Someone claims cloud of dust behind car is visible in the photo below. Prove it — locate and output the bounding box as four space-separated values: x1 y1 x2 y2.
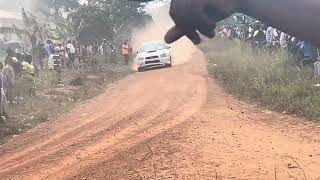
131 4 197 69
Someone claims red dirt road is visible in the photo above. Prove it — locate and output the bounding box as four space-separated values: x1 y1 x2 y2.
0 49 320 179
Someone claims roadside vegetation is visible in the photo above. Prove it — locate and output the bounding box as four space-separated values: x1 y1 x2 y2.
0 0 148 144
201 39 320 121
0 57 133 144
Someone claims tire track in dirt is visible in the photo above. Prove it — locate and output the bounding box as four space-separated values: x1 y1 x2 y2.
0 67 184 162
46 81 206 180
0 86 150 169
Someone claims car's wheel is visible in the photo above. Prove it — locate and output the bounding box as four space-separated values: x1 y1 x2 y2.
138 67 144 72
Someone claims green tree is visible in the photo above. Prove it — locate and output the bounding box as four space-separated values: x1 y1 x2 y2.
69 0 152 43
41 0 80 18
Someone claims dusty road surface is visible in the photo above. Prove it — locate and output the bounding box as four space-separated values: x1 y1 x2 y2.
0 47 320 179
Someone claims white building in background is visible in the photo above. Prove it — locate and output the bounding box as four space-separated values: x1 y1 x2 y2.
0 18 28 42
0 10 28 43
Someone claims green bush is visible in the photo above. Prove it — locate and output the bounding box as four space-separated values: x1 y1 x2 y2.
201 39 320 120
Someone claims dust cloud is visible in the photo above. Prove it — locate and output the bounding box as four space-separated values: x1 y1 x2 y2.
131 5 197 68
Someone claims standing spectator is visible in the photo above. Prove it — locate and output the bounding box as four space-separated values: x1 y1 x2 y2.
280 32 289 48
21 55 35 98
222 26 229 37
272 29 281 47
102 39 108 55
253 25 265 42
74 44 82 70
122 41 130 65
99 43 104 55
314 58 320 77
248 25 254 39
266 26 274 45
265 26 280 51
252 24 266 49
38 41 47 69
87 44 93 56
48 48 63 84
66 40 76 68
289 37 300 57
56 43 65 68
0 62 8 122
22 55 35 79
3 57 15 108
227 27 235 40
298 41 315 59
298 41 316 66
44 40 54 56
86 44 95 70
48 48 62 71
13 53 23 80
52 48 62 71
81 44 87 60
93 42 100 55
48 51 55 70
5 49 20 79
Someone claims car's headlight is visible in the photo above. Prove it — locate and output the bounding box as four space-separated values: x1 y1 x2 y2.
137 57 144 61
160 53 169 57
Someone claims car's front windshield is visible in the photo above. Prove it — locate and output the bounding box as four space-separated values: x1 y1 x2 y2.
139 43 166 53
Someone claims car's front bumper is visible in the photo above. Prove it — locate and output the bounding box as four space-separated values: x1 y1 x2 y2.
137 57 171 69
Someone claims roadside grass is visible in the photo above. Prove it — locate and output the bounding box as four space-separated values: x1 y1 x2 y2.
201 39 320 120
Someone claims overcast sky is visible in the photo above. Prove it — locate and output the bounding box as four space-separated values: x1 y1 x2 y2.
79 0 87 4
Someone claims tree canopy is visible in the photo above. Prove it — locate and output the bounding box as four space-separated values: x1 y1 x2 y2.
69 0 152 43
38 0 80 17
4 0 152 44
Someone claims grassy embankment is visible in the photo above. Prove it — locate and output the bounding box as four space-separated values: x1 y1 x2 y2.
201 39 320 120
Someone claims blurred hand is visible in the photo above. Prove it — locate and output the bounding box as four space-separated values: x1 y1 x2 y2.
165 0 240 44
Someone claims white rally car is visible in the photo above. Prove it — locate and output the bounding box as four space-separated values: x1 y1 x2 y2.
136 41 172 72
